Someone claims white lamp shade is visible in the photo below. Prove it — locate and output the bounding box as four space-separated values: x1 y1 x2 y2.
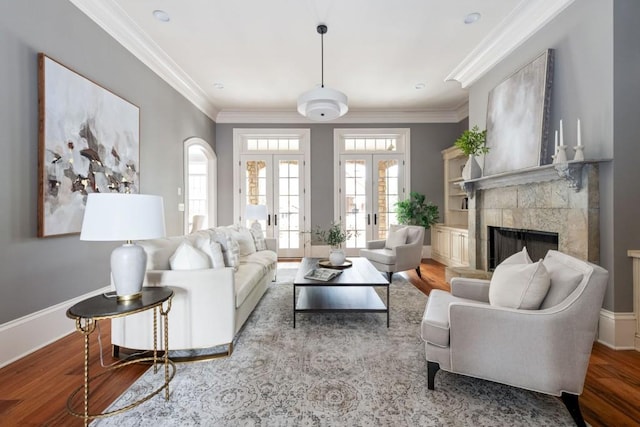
245 204 268 221
297 86 348 121
80 193 166 241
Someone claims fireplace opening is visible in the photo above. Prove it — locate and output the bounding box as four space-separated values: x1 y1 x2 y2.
488 226 559 270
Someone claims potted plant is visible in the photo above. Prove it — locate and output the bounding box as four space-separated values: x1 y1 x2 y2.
454 125 489 180
311 221 354 265
395 192 439 230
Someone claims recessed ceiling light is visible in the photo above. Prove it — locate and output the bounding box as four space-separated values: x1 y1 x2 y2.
153 10 170 22
213 83 224 90
464 12 481 24
415 83 426 90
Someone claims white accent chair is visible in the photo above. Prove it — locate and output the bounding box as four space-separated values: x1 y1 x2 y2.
420 250 608 426
359 224 425 281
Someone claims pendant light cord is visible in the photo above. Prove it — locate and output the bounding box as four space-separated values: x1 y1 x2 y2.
321 31 324 88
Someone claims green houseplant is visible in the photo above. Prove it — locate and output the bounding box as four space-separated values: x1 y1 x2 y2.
311 221 355 265
454 125 489 180
395 192 439 229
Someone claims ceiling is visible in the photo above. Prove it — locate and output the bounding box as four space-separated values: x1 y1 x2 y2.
70 0 573 123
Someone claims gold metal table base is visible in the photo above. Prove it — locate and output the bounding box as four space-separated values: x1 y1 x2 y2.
66 288 174 426
66 356 176 420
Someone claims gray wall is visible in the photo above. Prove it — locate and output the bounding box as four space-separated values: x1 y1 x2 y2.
0 0 216 324
468 0 640 312
215 123 462 244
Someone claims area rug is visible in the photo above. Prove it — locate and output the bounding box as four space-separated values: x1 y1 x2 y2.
93 269 574 426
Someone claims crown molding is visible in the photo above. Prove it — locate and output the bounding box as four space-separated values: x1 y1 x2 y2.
215 109 464 124
446 0 575 88
455 102 469 122
69 0 219 121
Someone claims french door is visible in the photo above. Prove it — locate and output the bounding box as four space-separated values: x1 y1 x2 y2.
339 154 405 256
241 154 305 258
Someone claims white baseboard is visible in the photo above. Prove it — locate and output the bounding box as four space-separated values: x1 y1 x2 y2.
597 309 637 350
0 286 111 368
422 245 432 259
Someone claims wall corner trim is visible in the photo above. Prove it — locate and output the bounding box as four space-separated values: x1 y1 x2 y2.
0 286 111 368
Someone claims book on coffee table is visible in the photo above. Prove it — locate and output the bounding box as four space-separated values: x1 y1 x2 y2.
304 268 343 282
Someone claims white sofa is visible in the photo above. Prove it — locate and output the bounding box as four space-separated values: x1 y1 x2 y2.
111 226 277 359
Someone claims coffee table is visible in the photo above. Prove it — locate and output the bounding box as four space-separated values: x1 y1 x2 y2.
293 257 390 328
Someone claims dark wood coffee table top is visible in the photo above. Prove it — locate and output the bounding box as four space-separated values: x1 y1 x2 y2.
294 257 389 286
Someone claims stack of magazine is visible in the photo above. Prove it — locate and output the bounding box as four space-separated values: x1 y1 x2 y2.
304 268 343 281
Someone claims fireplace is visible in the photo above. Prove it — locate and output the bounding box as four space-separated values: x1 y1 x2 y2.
488 226 559 270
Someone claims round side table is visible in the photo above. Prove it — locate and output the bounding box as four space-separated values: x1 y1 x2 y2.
66 287 175 426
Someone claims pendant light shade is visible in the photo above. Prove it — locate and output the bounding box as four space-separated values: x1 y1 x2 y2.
297 24 348 121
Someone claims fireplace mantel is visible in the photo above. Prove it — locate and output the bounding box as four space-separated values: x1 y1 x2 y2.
461 159 610 198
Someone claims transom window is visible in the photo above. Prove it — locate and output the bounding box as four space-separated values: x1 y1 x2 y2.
344 138 397 152
246 138 299 151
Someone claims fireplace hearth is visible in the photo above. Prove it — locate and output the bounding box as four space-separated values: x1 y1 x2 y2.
488 226 558 270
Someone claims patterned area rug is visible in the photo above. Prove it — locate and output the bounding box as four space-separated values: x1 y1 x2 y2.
93 269 574 426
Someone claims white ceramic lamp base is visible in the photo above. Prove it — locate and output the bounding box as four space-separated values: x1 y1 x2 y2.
111 243 147 301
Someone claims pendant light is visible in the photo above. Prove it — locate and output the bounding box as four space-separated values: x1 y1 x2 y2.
297 24 348 121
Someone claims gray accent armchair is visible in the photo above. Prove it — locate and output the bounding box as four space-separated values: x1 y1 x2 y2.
420 250 608 426
359 224 425 281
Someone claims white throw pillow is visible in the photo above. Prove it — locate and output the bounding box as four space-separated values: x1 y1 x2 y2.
169 242 211 270
489 261 551 309
385 227 408 249
209 228 240 271
227 225 257 256
250 223 267 251
500 247 533 265
208 241 226 269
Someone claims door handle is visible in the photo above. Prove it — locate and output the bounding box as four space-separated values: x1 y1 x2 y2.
267 214 271 226
367 214 371 225
274 214 278 226
374 213 377 225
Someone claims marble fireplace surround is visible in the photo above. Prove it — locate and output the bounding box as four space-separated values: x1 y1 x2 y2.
464 162 600 270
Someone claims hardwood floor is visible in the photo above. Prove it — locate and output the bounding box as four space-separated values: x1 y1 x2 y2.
1 259 638 426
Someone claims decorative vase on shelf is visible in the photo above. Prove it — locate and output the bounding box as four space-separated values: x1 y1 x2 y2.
329 248 346 266
461 155 482 180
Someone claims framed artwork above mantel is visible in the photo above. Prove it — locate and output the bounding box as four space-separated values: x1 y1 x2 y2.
37 53 140 238
483 49 554 177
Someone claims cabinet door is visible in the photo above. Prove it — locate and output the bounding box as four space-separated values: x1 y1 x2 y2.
460 232 469 265
438 228 451 258
450 231 462 264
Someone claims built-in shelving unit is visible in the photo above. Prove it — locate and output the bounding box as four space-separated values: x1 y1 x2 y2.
442 146 469 225
432 146 469 267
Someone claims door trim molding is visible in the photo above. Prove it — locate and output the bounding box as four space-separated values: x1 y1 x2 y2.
333 128 411 246
233 128 311 256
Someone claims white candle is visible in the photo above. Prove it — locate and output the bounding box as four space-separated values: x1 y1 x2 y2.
559 119 564 147
577 118 582 146
555 130 558 150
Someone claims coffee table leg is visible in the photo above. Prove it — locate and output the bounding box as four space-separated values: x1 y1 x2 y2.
387 285 390 328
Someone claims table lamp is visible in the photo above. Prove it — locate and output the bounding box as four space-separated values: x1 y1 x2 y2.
245 204 268 230
80 193 166 301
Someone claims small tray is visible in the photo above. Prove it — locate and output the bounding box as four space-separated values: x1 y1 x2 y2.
318 259 353 269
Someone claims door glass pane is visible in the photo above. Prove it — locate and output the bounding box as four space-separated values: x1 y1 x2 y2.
245 160 267 229
344 160 367 248
376 159 400 240
277 160 300 250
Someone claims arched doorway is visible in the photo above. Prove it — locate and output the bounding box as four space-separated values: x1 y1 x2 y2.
184 138 217 234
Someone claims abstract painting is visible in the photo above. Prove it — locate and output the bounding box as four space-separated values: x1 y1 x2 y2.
483 49 554 176
38 54 140 237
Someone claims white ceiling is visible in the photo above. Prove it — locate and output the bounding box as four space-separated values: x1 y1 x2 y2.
70 0 574 123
